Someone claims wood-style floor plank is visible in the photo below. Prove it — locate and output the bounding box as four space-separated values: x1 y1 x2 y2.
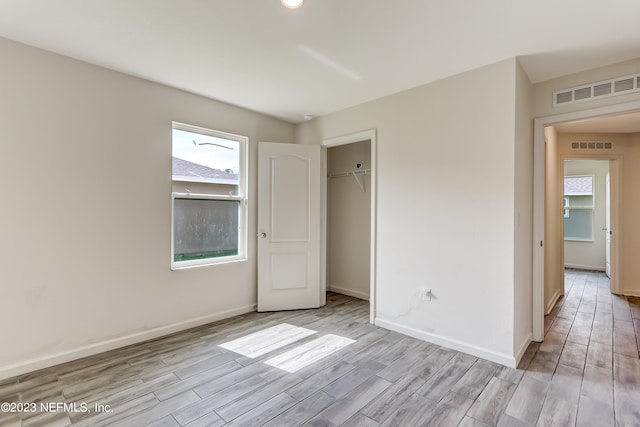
418 391 473 426
1 271 638 427
310 376 391 426
359 374 424 423
466 377 517 426
613 352 640 426
504 374 549 424
535 363 582 426
378 393 436 427
262 391 335 427
576 363 614 427
558 341 587 369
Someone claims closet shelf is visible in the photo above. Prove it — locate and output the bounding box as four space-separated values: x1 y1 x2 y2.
328 169 370 192
328 169 371 178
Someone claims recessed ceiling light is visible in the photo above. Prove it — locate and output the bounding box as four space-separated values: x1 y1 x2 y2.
281 0 303 9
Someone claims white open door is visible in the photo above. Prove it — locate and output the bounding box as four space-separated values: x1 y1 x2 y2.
257 142 322 311
605 171 611 278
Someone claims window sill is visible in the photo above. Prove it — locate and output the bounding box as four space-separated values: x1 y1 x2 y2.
171 256 247 271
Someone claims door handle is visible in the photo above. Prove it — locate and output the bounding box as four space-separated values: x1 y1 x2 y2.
258 232 267 238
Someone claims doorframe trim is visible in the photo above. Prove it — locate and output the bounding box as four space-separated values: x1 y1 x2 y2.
322 129 377 324
533 100 640 341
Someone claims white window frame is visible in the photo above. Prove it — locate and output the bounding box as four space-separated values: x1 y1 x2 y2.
563 174 595 242
171 122 248 269
563 197 570 218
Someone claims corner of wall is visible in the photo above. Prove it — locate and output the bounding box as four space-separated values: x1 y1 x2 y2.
513 57 534 356
375 318 518 368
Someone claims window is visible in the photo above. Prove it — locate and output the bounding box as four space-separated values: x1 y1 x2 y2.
563 175 594 241
171 122 247 268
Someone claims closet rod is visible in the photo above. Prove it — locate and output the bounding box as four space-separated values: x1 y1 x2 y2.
328 168 371 178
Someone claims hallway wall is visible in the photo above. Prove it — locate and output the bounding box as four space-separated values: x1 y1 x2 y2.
544 126 564 313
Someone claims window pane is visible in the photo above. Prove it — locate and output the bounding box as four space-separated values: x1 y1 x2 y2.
564 209 593 240
173 198 239 261
172 128 240 194
564 176 593 207
566 194 593 208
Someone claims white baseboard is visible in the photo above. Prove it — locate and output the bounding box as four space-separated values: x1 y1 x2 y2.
545 288 563 315
514 332 533 367
0 304 256 382
375 317 517 368
622 289 640 297
564 263 605 272
328 285 369 301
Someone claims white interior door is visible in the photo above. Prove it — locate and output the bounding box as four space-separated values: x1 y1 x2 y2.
258 142 322 311
605 171 611 278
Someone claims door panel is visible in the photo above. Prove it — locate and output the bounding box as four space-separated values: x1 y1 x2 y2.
258 142 321 311
271 155 310 242
271 253 308 289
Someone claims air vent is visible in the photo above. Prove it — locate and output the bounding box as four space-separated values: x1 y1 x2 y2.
556 91 572 104
574 87 591 100
553 73 640 107
571 141 613 150
615 78 634 92
593 83 612 96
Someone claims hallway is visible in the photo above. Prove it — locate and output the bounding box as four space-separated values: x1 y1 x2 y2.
530 268 640 425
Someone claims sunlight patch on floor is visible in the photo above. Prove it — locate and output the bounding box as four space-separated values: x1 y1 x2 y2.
265 334 355 373
219 323 317 358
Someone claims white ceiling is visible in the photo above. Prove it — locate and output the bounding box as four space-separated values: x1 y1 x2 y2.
1 0 640 123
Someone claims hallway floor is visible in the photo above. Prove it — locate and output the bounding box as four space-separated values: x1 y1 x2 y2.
528 268 640 426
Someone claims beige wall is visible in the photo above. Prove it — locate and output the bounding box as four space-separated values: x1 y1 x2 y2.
327 141 371 300
298 58 521 365
0 37 295 379
562 158 610 271
544 126 564 313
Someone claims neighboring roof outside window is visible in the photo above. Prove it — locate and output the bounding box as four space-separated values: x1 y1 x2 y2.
172 157 239 185
564 176 593 196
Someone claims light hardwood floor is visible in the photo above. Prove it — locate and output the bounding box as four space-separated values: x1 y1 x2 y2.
1 270 639 427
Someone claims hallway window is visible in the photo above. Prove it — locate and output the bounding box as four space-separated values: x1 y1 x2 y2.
563 175 594 240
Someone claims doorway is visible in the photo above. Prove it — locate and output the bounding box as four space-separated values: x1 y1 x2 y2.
562 160 610 275
326 141 371 301
533 102 640 341
322 129 377 323
541 126 623 335
563 158 611 278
